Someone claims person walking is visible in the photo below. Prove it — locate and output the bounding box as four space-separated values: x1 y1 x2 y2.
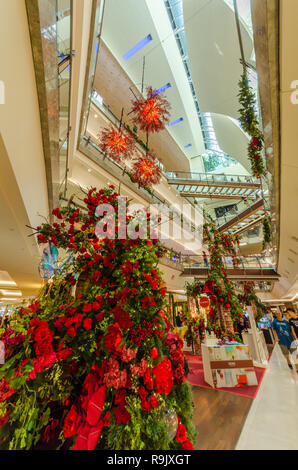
202 251 208 267
272 310 295 370
287 308 298 372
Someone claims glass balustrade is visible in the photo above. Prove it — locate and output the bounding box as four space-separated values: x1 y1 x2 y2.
57 0 72 196
165 171 260 185
210 198 264 227
181 254 275 270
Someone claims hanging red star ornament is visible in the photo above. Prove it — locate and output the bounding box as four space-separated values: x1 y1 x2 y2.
131 87 170 134
131 153 162 188
99 125 135 163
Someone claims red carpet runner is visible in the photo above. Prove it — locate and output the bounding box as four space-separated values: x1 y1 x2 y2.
185 352 267 399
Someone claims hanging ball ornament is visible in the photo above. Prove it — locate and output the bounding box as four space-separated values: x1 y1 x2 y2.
99 125 135 163
131 87 171 134
131 152 162 188
159 407 178 440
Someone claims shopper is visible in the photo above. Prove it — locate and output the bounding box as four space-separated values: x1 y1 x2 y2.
287 308 298 338
287 308 298 372
237 316 246 337
202 251 208 267
175 311 183 327
272 311 294 369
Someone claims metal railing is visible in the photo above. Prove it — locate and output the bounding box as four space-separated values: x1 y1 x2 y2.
180 254 276 270
213 198 265 228
166 171 260 185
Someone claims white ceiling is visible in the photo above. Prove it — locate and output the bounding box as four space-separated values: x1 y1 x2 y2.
0 0 48 296
99 0 254 176
100 0 205 162
184 0 253 118
271 0 298 296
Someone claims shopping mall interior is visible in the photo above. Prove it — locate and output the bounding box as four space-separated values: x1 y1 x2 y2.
0 0 297 452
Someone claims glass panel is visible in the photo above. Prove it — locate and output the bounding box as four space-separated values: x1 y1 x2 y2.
57 0 72 196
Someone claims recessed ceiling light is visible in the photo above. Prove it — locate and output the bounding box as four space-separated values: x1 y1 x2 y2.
94 114 98 119
152 83 171 96
266 147 273 155
169 118 183 127
88 169 92 173
123 34 153 60
0 289 22 296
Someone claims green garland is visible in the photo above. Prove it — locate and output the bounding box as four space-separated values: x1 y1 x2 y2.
238 282 267 322
262 216 272 250
238 73 266 177
186 223 243 341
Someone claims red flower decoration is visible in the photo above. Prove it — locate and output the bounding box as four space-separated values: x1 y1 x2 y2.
99 125 135 163
131 153 162 188
203 280 214 294
113 306 133 329
64 404 79 438
104 323 122 353
131 87 170 133
152 357 173 396
113 398 131 425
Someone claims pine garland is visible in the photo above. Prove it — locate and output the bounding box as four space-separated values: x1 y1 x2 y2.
262 216 272 250
238 73 266 177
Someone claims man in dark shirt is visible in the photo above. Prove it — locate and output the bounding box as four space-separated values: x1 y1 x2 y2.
287 308 298 372
272 311 294 370
287 308 298 339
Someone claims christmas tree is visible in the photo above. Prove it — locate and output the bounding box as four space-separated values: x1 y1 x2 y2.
186 223 242 342
0 186 195 450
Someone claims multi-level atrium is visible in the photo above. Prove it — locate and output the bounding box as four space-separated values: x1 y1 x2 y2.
0 0 297 453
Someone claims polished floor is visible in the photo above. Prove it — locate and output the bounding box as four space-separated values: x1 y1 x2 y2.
192 385 252 450
192 344 298 450
236 344 298 450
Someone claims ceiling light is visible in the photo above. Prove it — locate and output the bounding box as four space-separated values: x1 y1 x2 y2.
169 117 183 126
0 290 22 296
88 169 92 173
266 147 273 155
94 114 98 119
0 297 21 302
123 34 153 60
152 83 172 96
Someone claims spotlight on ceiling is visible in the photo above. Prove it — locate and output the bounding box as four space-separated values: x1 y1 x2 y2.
169 117 183 127
123 34 153 60
152 83 172 96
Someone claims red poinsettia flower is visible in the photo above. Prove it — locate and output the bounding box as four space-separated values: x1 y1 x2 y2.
104 323 122 353
150 347 158 359
113 398 131 425
203 280 214 294
64 404 79 438
83 318 93 331
113 306 133 329
152 357 173 396
176 422 187 443
182 439 194 450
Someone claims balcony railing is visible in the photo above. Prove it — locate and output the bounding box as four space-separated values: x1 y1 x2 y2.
180 254 275 270
166 171 260 185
